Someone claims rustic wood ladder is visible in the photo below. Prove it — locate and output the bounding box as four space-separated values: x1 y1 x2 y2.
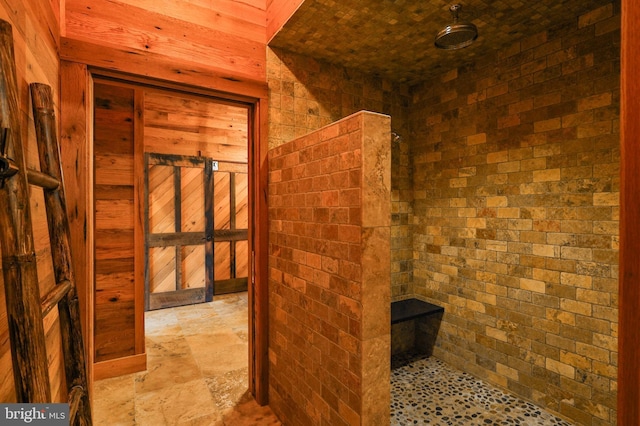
0 20 92 425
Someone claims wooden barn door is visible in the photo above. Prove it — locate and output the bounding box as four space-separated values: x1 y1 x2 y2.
145 153 249 311
145 153 214 310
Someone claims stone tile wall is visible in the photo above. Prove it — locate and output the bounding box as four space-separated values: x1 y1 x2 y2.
410 4 620 425
267 111 391 425
267 48 413 299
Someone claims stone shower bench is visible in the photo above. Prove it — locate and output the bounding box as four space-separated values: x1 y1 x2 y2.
391 298 444 356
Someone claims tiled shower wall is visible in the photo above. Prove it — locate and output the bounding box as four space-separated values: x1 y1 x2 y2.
268 111 391 425
410 3 619 425
267 48 414 299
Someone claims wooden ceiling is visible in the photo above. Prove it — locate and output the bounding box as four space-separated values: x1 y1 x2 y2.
268 0 618 84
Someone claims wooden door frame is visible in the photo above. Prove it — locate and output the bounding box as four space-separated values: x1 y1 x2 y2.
619 0 640 423
60 65 270 403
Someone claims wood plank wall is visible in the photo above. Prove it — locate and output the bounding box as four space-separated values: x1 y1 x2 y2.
144 89 249 161
0 0 64 402
62 0 267 93
93 81 137 363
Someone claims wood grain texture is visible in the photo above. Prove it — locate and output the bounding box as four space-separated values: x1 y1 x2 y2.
0 18 51 403
65 0 264 79
0 0 62 402
59 60 94 396
61 37 268 98
619 0 640 423
93 352 146 381
134 89 145 355
249 95 270 405
62 0 267 98
93 81 137 363
30 82 92 422
144 90 249 161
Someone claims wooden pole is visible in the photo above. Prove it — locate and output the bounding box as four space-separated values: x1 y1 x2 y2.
30 82 92 425
0 19 51 402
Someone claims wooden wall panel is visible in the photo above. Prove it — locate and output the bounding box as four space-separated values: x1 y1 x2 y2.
144 90 249 161
0 0 62 403
60 61 94 395
64 0 266 82
93 81 137 363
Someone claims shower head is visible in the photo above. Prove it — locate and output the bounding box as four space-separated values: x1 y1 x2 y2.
435 4 478 50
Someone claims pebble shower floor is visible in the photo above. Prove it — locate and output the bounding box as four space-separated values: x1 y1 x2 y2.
391 353 573 425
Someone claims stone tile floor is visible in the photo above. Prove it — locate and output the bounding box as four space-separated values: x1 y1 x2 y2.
391 353 574 426
94 294 573 425
93 292 281 425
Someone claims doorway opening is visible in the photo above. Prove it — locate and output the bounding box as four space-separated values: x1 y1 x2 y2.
89 72 266 407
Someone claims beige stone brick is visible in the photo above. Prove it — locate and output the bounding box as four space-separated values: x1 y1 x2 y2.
486 326 508 342
560 299 592 316
593 221 618 235
577 121 612 138
593 305 618 322
533 268 560 283
520 157 547 171
546 358 575 378
533 244 559 258
520 278 546 293
467 218 486 228
560 273 593 289
520 231 546 244
577 92 612 111
561 247 592 261
508 219 532 230
592 333 617 352
593 192 619 206
497 161 521 173
576 342 610 363
534 118 562 133
497 362 520 381
559 351 592 370
547 308 577 326
487 196 508 207
449 177 467 188
533 168 561 182
467 133 487 146
509 99 534 115
487 150 509 164
498 208 520 218
458 208 477 217
546 333 575 352
450 197 467 207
